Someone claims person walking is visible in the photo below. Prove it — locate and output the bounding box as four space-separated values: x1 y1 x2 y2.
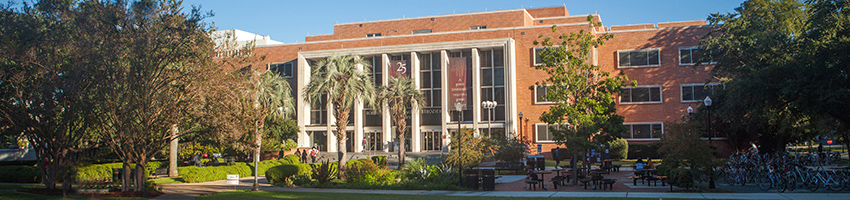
553 147 561 169
310 147 318 163
300 149 308 163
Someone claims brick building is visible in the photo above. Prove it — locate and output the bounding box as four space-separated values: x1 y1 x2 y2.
238 6 717 156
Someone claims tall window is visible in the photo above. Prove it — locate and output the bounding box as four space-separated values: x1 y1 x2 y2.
310 94 328 125
269 62 293 78
622 123 663 139
361 55 382 126
479 49 505 121
449 50 473 122
535 124 566 142
620 86 662 104
419 52 442 125
679 47 711 65
534 85 558 104
681 83 721 102
618 49 660 68
365 131 383 151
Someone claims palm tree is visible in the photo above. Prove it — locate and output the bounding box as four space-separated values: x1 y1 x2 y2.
376 77 424 166
303 54 375 178
250 70 295 190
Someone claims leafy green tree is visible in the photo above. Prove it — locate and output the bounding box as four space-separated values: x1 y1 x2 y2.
659 121 718 189
445 128 486 170
533 16 630 185
376 77 424 166
701 0 850 153
303 54 376 178
0 0 106 194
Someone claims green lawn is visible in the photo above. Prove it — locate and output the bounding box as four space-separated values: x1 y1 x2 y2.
197 191 712 200
0 191 145 200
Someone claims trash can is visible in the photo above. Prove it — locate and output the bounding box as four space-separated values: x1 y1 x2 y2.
112 168 121 182
464 169 479 189
536 157 546 171
481 169 495 191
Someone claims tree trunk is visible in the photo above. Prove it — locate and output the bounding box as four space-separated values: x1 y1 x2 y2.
571 152 578 185
135 161 146 193
121 162 131 192
169 125 179 177
338 138 347 179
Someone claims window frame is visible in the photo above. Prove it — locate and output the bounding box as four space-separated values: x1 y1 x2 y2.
619 85 663 104
622 122 664 140
680 83 722 103
534 85 559 105
678 46 715 66
617 49 661 68
366 33 382 37
534 123 568 143
268 62 294 78
412 29 432 34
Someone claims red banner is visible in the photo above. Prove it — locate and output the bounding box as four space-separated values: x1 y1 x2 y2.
389 60 409 78
448 57 468 109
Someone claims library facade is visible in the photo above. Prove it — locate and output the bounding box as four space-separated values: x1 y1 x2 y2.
246 6 715 156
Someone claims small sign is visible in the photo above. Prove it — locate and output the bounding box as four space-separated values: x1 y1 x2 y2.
537 144 542 153
226 174 239 185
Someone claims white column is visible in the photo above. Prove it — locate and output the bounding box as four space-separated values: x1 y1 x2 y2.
440 50 450 150
410 52 421 152
296 54 311 147
327 93 337 152
381 54 392 153
354 63 365 152
505 39 518 139
471 48 481 138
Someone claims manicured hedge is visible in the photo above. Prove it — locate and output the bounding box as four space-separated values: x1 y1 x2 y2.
627 142 661 159
76 161 167 181
0 165 39 183
266 163 312 184
179 162 253 183
179 158 300 183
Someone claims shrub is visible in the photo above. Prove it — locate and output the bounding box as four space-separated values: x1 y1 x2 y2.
345 161 394 185
0 165 39 183
609 138 628 160
311 161 337 184
178 162 252 183
281 154 300 164
266 163 311 184
370 156 387 168
290 174 313 186
76 161 167 181
627 142 661 159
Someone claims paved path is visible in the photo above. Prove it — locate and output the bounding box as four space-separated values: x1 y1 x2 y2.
150 175 850 200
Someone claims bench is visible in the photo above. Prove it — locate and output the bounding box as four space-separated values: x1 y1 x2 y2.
645 175 667 186
495 162 524 175
628 176 643 185
579 179 592 189
602 178 617 190
149 168 168 178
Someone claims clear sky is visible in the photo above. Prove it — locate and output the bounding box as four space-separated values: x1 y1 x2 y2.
181 0 745 44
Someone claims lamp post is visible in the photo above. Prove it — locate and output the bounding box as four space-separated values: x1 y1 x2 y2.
455 102 463 186
481 101 496 138
518 112 524 140
704 96 715 189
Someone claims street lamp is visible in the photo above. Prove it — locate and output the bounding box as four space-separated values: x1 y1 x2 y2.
703 96 715 189
481 101 497 138
455 102 463 186
518 112 524 141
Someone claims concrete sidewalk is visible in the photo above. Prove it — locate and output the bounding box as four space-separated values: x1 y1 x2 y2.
151 176 850 200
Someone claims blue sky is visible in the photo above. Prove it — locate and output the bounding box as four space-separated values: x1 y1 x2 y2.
181 0 744 44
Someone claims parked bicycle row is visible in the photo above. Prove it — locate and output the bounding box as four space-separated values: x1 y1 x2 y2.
720 151 849 192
